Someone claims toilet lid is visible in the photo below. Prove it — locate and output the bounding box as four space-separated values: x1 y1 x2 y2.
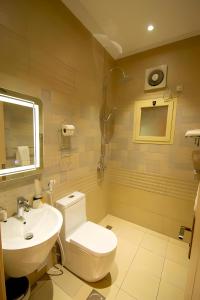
68 221 117 257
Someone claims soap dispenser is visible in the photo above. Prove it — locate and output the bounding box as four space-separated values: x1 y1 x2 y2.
33 179 43 208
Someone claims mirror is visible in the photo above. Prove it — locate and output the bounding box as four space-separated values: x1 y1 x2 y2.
140 106 168 137
0 88 43 179
133 98 177 144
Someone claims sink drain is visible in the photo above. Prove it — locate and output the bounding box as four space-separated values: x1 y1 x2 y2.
86 289 105 300
24 233 33 240
106 225 112 230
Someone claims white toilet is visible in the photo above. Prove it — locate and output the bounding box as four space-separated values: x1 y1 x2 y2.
56 191 117 282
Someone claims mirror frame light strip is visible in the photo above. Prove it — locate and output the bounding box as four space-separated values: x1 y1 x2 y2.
33 104 40 168
0 165 36 176
0 94 34 107
0 94 40 176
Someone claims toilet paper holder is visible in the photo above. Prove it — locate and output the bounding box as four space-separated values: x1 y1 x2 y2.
178 217 195 259
61 124 75 137
59 124 76 155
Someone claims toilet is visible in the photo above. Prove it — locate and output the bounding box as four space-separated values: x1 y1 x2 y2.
56 191 117 282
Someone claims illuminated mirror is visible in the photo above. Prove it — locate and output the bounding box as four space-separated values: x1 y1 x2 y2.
133 98 177 144
0 88 43 179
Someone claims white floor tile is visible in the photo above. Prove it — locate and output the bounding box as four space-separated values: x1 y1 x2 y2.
130 247 164 278
30 215 189 300
166 243 189 266
116 226 145 248
30 280 72 300
122 269 160 300
111 238 138 287
157 280 185 300
50 265 83 297
99 214 128 233
146 229 169 241
169 238 189 249
162 260 188 290
73 282 119 300
115 289 137 300
30 279 48 297
141 233 168 257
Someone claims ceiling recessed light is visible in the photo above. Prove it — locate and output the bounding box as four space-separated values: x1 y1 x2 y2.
147 24 154 31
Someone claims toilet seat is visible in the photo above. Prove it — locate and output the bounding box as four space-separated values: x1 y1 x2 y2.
67 221 117 257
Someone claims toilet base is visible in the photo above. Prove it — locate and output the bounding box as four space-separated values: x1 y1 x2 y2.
63 241 116 282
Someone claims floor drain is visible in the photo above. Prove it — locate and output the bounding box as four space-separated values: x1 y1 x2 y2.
86 289 105 300
24 232 33 240
106 225 112 230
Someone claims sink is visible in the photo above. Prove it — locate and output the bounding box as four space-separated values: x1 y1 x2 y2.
1 203 63 277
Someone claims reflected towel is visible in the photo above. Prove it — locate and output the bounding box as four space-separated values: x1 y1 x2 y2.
194 181 200 212
16 146 30 166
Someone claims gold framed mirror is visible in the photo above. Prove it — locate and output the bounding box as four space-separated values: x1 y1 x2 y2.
133 97 177 144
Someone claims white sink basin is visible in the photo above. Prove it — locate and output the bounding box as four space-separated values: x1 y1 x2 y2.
1 203 63 277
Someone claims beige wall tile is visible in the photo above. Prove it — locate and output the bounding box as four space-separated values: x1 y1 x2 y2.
108 181 194 240
107 37 200 240
0 0 113 222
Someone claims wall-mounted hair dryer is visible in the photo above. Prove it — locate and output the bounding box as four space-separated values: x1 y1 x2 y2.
185 129 200 138
185 129 200 147
185 129 200 174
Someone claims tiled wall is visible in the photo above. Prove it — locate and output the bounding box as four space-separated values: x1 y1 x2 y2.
110 37 200 179
0 0 113 222
107 37 200 238
0 0 199 241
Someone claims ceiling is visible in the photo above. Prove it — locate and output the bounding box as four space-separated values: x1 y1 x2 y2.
62 0 200 59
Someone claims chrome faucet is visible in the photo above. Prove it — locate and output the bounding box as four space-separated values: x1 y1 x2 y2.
17 197 31 220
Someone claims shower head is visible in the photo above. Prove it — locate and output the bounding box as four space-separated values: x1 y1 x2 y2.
103 66 129 89
109 66 129 82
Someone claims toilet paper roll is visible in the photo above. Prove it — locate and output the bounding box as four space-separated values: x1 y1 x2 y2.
62 124 75 136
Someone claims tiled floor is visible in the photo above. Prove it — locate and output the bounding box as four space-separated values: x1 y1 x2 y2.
30 214 189 300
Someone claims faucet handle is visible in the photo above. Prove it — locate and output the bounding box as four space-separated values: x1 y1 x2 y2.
17 197 29 204
17 197 30 212
24 202 31 212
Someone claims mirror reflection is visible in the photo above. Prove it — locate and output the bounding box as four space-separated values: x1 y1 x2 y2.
140 106 168 137
0 102 34 169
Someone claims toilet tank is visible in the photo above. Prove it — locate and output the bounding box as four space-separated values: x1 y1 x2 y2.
56 191 87 238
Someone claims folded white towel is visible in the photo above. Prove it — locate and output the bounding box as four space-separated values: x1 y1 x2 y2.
194 181 200 212
16 146 30 166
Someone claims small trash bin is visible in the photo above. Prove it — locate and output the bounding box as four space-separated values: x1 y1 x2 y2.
6 277 30 300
